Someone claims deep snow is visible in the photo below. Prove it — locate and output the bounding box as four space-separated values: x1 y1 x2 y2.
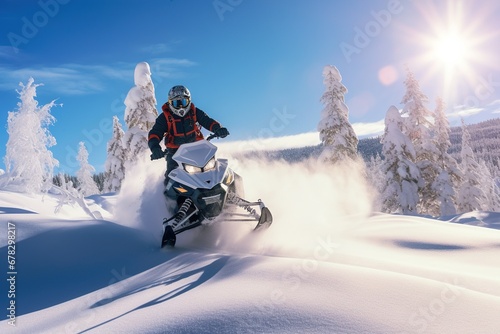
1 151 500 333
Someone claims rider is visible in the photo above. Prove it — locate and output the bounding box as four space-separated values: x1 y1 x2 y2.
148 85 229 185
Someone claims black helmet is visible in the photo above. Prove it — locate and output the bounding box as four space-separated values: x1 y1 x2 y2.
168 85 191 117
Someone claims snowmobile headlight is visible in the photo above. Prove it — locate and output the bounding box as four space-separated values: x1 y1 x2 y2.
183 157 216 174
184 164 202 174
223 168 234 185
204 157 216 171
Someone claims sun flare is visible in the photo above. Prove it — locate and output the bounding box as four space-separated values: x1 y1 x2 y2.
432 31 469 68
422 22 478 101
401 0 496 103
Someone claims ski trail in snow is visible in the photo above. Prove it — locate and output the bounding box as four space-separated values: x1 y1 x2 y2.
113 151 376 258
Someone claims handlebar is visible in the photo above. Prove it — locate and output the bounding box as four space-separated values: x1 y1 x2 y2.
207 130 229 141
206 133 218 141
151 132 226 160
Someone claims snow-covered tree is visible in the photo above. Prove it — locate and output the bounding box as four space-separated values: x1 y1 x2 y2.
123 62 158 169
317 65 358 164
53 173 80 213
456 120 486 213
400 68 433 145
103 116 126 192
0 78 59 193
366 153 385 210
432 170 456 216
380 106 421 214
76 142 99 196
432 97 460 215
478 160 500 211
400 68 440 215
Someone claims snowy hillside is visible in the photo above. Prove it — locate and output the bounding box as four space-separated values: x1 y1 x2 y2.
2 155 500 333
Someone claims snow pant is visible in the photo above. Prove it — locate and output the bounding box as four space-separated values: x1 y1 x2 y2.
164 148 178 186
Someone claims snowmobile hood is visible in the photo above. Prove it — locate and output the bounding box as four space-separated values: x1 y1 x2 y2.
173 140 218 167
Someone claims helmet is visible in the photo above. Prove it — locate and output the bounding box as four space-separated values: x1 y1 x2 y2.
168 85 191 117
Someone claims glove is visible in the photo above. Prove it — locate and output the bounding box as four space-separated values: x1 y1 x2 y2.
150 146 165 160
214 127 229 138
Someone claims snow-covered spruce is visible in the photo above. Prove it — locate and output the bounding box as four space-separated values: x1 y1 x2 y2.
123 62 158 170
380 105 420 214
317 65 359 164
103 116 127 192
76 141 99 196
1 78 59 193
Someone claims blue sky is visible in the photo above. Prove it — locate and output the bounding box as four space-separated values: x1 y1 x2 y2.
1 0 499 173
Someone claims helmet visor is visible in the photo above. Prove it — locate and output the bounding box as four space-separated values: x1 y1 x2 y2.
171 97 189 109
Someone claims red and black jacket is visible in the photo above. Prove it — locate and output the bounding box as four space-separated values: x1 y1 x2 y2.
148 102 221 150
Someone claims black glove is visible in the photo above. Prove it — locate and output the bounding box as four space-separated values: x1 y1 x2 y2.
214 127 229 138
150 146 165 160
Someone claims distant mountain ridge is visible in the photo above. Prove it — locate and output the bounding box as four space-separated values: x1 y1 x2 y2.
246 118 500 170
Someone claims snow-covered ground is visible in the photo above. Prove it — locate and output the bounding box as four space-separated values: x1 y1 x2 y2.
1 154 500 333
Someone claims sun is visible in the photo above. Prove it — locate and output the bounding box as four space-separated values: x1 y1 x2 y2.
419 6 480 100
400 0 496 103
431 31 469 68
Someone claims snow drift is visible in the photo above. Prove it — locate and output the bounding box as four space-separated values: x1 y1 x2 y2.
1 151 500 333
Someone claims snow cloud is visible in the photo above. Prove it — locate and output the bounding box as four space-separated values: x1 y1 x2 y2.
115 141 375 256
223 156 375 257
216 132 321 154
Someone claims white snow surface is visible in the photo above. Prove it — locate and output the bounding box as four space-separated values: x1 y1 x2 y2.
1 153 500 334
133 62 152 87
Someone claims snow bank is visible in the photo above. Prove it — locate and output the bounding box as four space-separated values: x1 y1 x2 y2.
2 145 500 333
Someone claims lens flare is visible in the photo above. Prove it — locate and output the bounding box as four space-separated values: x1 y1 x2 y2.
398 0 497 104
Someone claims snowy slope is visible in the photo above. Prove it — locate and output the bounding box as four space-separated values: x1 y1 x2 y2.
1 156 500 334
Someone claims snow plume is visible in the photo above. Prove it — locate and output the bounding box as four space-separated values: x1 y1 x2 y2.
113 144 375 255
114 150 167 243
224 157 375 257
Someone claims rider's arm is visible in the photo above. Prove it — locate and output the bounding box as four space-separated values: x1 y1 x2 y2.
195 107 221 132
148 113 168 148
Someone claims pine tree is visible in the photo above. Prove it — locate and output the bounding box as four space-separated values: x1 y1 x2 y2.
103 116 127 192
433 97 460 215
367 153 385 210
401 68 432 144
317 65 359 164
123 62 158 169
478 160 500 211
76 142 99 196
380 106 421 214
0 78 59 193
400 68 440 215
456 120 486 213
93 172 105 193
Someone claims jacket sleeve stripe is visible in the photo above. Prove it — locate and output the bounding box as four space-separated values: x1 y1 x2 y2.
148 134 161 141
209 122 220 132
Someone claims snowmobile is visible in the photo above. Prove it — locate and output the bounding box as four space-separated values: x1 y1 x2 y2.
158 134 273 247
